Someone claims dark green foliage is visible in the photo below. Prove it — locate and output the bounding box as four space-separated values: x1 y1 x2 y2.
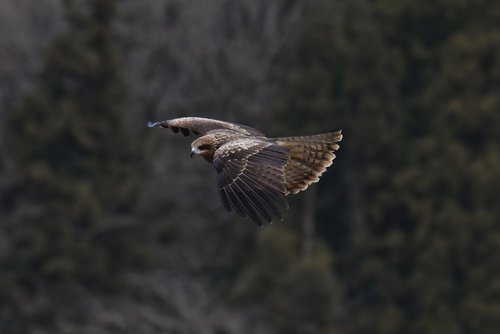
398 19 500 334
233 227 342 334
0 0 143 331
268 0 500 333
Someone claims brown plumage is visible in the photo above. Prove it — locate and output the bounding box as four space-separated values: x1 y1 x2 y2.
148 117 342 226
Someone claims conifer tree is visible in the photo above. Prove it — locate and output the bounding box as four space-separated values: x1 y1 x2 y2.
398 8 500 333
0 0 142 331
271 0 500 333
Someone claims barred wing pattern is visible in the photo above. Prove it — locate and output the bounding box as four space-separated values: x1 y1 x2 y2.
213 139 290 226
148 117 264 137
276 131 343 194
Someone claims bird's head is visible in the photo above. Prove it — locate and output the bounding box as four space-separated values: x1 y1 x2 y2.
191 137 216 162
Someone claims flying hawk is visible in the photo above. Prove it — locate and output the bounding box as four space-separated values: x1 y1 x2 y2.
148 117 342 226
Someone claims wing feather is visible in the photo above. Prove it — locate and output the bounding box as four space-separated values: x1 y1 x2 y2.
231 180 269 224
218 188 232 211
239 174 283 219
236 174 278 220
226 186 248 217
214 139 289 225
275 130 342 194
148 117 265 137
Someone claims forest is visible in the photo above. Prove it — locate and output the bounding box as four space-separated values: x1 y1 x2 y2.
0 0 499 333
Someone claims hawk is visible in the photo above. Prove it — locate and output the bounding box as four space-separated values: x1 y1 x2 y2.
148 117 342 226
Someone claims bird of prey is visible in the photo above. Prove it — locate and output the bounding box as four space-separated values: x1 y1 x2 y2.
148 117 342 226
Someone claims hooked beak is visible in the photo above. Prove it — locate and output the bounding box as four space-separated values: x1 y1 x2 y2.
190 148 195 158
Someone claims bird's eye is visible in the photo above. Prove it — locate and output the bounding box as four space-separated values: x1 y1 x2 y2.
198 144 211 151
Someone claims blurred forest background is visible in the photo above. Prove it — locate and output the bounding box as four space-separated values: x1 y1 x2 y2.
1 0 499 333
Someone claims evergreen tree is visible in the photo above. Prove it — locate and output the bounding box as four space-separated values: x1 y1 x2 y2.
232 227 343 334
0 0 143 331
271 0 500 333
398 6 500 333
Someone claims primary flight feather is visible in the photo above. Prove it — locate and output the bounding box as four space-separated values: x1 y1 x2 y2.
148 117 343 226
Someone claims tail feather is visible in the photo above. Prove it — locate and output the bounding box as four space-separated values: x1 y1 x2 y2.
275 130 342 195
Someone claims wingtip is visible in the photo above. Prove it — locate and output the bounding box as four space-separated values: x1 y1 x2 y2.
147 121 159 128
332 129 343 141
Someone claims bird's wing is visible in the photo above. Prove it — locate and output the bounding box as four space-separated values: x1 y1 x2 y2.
213 139 290 226
148 117 264 137
275 130 343 194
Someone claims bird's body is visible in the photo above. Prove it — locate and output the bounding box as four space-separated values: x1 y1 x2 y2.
148 117 342 226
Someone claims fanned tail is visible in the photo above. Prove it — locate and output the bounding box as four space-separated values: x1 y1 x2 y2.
275 130 343 195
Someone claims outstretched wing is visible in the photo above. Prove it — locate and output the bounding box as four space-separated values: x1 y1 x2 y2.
148 117 264 137
213 139 290 226
275 130 343 194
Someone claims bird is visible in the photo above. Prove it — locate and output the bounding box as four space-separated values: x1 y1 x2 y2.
148 117 343 226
